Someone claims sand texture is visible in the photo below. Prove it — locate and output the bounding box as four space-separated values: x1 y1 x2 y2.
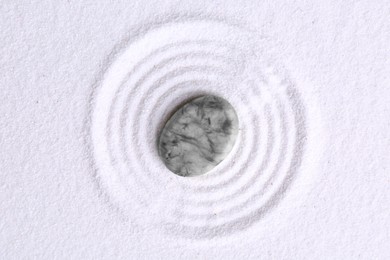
1 1 389 259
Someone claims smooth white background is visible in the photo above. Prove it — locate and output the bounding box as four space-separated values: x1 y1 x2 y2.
1 0 389 259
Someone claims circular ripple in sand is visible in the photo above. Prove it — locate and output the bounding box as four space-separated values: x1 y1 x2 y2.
90 20 312 239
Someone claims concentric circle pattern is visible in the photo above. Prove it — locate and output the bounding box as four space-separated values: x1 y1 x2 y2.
91 20 309 239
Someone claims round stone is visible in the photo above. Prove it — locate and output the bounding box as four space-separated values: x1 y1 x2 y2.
158 95 239 177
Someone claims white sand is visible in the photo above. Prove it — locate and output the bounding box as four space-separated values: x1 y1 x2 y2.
1 1 389 259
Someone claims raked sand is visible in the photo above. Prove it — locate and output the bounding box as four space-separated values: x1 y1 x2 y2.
0 1 389 259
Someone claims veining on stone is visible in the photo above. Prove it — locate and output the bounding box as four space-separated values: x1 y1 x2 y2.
158 95 239 177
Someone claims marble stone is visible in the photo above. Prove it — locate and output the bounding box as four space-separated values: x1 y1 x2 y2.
158 95 239 177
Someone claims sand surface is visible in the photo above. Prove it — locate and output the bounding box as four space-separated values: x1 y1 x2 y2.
1 1 389 259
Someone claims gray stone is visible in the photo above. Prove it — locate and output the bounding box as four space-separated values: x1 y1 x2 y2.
158 95 239 177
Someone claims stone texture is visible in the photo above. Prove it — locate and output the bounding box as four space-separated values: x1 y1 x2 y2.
158 95 239 177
